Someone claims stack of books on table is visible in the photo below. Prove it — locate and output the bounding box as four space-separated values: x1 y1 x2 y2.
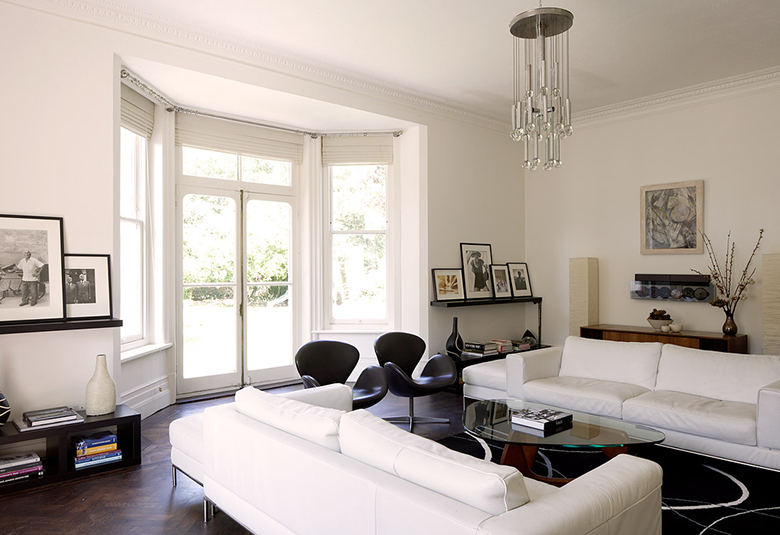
461 341 499 360
511 340 532 352
0 452 44 485
14 406 85 432
73 431 122 470
511 408 573 437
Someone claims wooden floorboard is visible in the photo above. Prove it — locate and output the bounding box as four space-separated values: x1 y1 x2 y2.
0 386 464 534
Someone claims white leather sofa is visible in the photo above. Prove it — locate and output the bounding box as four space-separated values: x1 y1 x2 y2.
464 336 780 470
171 383 662 535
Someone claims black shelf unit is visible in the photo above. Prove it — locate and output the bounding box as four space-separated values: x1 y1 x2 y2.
0 404 141 494
431 297 545 393
0 318 122 336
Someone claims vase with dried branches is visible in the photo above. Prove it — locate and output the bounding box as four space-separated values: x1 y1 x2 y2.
692 228 763 335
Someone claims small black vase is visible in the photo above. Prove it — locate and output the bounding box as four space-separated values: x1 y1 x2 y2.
0 392 9 427
446 317 464 361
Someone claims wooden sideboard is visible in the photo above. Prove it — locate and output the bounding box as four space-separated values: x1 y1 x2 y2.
580 324 748 354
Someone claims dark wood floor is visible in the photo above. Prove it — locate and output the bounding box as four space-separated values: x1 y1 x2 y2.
0 386 464 534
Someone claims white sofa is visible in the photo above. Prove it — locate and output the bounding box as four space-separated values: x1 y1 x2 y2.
171 383 662 535
464 336 780 470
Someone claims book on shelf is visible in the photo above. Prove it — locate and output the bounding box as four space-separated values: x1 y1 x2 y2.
13 413 85 432
0 451 40 471
490 339 514 353
0 471 44 485
0 460 43 475
463 341 498 351
74 450 122 470
22 406 81 426
74 431 117 455
511 340 532 351
0 464 45 480
76 443 118 458
511 408 573 434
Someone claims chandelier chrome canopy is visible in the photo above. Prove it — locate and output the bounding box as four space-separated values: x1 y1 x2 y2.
510 6 573 171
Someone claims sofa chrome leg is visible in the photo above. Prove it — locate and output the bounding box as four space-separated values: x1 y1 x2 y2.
203 497 215 522
172 465 178 487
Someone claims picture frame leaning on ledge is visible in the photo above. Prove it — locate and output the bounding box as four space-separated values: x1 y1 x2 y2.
507 262 533 298
431 268 465 302
0 214 65 324
460 243 493 300
64 254 113 320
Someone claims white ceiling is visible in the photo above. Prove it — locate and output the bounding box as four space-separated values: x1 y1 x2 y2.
111 0 780 130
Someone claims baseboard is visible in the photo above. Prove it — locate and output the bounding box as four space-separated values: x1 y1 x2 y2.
120 376 172 419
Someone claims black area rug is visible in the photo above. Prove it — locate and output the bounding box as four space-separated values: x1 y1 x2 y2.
438 433 780 535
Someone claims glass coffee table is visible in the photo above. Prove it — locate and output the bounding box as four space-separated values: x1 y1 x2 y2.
463 398 665 486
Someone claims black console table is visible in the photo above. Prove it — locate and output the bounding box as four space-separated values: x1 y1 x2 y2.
0 404 141 494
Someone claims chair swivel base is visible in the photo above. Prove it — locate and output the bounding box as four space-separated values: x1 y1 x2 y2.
383 397 450 431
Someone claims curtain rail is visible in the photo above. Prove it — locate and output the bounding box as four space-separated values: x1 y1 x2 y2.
120 68 402 139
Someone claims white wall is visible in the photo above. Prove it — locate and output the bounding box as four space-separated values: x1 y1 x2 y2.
527 85 780 352
0 2 526 417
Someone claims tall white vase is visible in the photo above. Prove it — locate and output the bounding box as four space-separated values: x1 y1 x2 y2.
85 354 117 416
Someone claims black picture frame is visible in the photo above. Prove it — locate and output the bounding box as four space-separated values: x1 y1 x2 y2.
490 264 512 299
64 254 113 320
431 268 465 301
0 214 65 324
460 243 494 300
507 262 533 298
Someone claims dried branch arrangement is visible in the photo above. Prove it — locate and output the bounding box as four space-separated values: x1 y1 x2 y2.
692 229 763 315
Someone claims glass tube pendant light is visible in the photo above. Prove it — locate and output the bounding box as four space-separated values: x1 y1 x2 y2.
510 5 573 171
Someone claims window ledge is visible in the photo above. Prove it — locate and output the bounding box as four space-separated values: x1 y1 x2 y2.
121 342 173 363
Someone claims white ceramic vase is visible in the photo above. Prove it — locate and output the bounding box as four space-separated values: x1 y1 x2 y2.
85 354 117 416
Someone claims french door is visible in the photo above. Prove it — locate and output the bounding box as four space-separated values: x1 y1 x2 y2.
176 185 298 397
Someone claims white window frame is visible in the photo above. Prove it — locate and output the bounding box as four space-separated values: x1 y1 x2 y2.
119 127 151 350
322 162 395 328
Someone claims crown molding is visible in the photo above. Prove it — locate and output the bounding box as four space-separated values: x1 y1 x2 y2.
7 0 505 130
575 66 780 128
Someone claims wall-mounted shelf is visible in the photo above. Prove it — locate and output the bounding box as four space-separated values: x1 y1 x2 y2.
430 296 541 308
431 296 543 346
0 318 122 336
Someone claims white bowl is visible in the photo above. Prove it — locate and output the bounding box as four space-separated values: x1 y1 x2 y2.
670 323 684 333
648 318 673 331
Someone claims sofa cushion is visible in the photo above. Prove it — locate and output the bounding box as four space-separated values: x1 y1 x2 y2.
234 386 345 452
339 409 530 515
559 336 662 390
656 345 780 404
523 377 649 419
623 390 757 446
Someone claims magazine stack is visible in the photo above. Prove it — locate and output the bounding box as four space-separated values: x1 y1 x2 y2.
0 452 44 485
14 406 84 432
461 340 499 360
73 431 122 470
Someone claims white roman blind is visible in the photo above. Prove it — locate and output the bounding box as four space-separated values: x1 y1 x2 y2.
175 114 304 164
322 136 394 165
120 83 155 139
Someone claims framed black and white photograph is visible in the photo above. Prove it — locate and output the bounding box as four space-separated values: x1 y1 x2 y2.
640 180 704 255
507 262 533 298
460 243 493 300
0 214 65 324
490 264 512 299
431 268 465 302
64 254 113 320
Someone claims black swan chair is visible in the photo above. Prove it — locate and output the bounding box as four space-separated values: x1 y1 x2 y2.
373 331 457 431
294 340 388 410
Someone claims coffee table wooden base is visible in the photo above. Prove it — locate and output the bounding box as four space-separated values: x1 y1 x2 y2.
500 444 628 487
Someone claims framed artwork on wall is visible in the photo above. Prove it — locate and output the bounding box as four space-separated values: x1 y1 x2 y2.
640 180 704 254
490 264 512 299
460 243 494 300
0 214 65 324
507 262 533 297
431 268 465 301
64 254 113 320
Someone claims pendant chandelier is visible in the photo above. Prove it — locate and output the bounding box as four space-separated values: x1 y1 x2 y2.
510 5 574 171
